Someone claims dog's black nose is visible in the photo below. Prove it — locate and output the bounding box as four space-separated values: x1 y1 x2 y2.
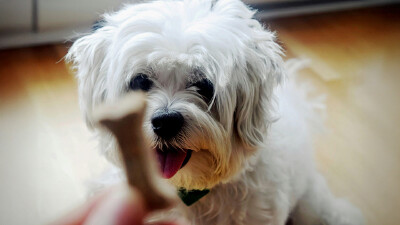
151 110 184 139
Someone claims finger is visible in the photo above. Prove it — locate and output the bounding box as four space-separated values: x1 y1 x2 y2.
112 188 146 225
50 188 112 225
83 185 146 225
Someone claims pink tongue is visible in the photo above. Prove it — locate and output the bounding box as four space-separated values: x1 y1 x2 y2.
156 148 187 179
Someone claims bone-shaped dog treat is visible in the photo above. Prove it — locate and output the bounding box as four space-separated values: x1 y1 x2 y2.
92 92 177 211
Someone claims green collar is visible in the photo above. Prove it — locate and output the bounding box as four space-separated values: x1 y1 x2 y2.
177 188 210 206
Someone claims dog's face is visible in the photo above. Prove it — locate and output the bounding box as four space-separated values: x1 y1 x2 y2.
67 0 283 190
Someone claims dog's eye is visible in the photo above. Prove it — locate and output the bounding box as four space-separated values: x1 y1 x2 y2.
191 78 214 103
129 73 153 92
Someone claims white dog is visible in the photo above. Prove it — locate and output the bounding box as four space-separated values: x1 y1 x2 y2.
67 0 364 224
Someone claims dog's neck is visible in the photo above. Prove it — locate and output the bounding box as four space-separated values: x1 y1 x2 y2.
177 188 210 206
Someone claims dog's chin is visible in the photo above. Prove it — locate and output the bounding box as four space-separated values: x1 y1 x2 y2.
163 150 230 190
155 147 193 179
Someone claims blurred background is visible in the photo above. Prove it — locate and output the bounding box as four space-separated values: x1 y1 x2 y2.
0 0 399 224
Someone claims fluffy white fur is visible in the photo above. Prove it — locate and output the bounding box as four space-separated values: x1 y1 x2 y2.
66 0 364 224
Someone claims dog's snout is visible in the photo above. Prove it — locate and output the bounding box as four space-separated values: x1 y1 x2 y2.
151 110 184 139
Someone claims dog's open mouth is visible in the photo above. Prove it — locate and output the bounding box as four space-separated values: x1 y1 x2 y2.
155 147 193 179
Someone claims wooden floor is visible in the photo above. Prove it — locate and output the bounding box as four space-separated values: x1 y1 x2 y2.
0 5 399 225
267 5 400 225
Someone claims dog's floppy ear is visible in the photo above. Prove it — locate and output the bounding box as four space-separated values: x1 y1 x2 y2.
234 21 284 148
66 26 112 128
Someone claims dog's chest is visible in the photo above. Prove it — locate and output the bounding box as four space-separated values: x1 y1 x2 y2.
180 181 276 225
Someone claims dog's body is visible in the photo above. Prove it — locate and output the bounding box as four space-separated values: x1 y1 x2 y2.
170 65 363 225
67 0 364 224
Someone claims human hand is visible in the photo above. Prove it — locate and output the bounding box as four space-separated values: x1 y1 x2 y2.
51 185 187 225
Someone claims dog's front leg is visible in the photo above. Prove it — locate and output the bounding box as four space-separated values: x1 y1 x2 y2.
271 193 291 225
